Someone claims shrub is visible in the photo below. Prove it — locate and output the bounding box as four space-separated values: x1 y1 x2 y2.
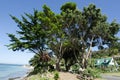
86 67 101 78
96 65 119 73
71 63 80 73
77 68 101 80
54 71 59 80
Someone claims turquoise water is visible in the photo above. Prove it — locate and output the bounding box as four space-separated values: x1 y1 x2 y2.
0 63 28 80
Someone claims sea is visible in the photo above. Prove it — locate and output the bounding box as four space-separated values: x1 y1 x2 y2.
0 63 28 80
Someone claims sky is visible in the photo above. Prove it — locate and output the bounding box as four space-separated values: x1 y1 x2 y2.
0 0 120 64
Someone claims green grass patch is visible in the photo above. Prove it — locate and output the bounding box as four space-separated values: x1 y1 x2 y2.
103 72 120 77
95 78 106 80
27 73 54 80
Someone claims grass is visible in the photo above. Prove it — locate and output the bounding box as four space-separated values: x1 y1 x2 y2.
94 72 120 80
27 73 54 80
94 78 106 80
27 74 106 80
102 72 120 77
26 71 60 80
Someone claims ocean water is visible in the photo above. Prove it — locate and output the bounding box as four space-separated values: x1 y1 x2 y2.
0 63 28 80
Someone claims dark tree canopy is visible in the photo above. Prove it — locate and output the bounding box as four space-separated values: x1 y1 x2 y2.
61 2 76 11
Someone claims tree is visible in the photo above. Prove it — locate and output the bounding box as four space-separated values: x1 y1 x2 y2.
7 5 58 72
7 2 120 71
7 10 46 55
60 2 120 69
7 5 64 71
110 42 120 53
7 5 57 55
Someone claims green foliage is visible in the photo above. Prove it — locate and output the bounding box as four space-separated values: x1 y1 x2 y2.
71 63 80 73
29 52 53 75
61 2 76 12
54 71 59 80
27 73 54 80
97 65 118 73
83 68 101 78
92 48 119 58
60 3 120 69
8 11 47 53
87 59 96 68
116 59 120 65
77 68 101 80
7 5 58 55
7 2 120 72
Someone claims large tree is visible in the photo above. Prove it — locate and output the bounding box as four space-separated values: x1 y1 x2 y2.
7 5 64 71
7 2 120 71
7 5 57 55
7 5 59 72
60 2 120 69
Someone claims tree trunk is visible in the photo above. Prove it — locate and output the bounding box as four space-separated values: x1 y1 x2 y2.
65 59 71 71
65 65 71 71
81 37 94 69
56 59 60 71
82 57 87 69
56 42 63 71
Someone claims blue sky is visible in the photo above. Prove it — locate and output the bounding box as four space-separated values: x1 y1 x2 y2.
0 0 120 64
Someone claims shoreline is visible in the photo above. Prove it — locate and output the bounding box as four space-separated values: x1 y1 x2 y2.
8 70 29 80
8 71 28 80
8 65 33 80
22 65 34 70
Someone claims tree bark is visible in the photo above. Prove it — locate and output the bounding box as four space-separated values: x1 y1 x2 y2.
82 56 87 69
56 42 63 71
56 59 60 71
81 37 94 69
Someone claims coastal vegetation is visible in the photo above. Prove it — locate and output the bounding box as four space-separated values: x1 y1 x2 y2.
7 2 120 80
